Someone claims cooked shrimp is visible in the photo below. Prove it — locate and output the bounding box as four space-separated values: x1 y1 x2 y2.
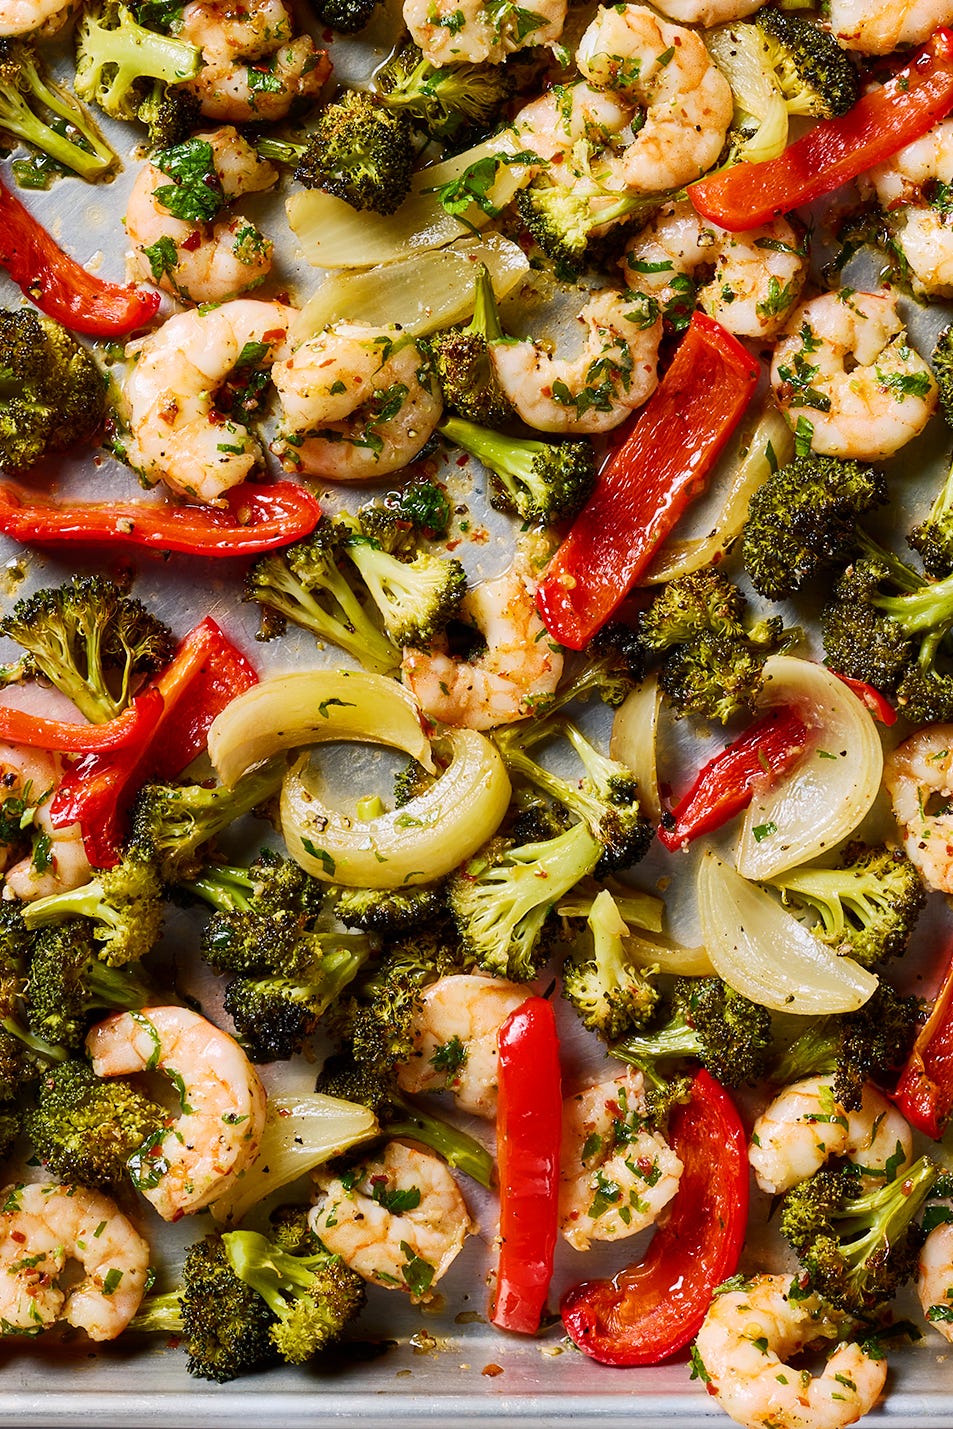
827 0 953 55
181 0 331 123
575 5 734 194
884 724 953 893
0 743 90 902
310 1141 473 1301
918 1220 953 1342
0 0 75 35
87 1005 267 1221
490 289 661 434
511 79 633 167
121 297 294 504
650 0 761 24
401 540 563 729
559 1068 683 1252
126 127 276 306
694 1273 887 1429
770 290 937 459
861 120 953 299
0 1181 149 1341
272 324 443 482
622 200 807 339
748 1075 913 1196
396 974 528 1119
404 0 566 66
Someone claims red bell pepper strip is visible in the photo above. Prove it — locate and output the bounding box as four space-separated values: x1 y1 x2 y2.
536 313 759 651
657 707 808 852
0 689 161 754
490 996 561 1335
0 480 321 557
690 29 953 232
892 947 953 1139
0 175 160 336
50 618 257 867
560 1069 747 1365
830 672 897 727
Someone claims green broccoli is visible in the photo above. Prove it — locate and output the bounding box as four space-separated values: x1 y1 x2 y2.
439 413 596 524
561 889 659 1042
429 264 514 427
0 962 65 1100
517 171 667 277
0 1104 21 1163
25 920 152 1051
612 975 773 1085
0 575 174 724
340 513 467 647
134 76 202 150
74 2 201 126
0 309 107 474
271 91 417 215
933 325 953 428
184 849 328 975
374 41 510 146
909 456 953 578
21 850 164 967
753 7 860 118
25 1058 165 1191
742 452 887 600
765 844 925 968
306 0 380 33
331 883 446 934
551 622 646 712
0 37 117 185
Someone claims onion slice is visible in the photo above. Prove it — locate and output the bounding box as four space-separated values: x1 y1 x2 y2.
735 655 883 880
610 675 662 821
697 850 878 1013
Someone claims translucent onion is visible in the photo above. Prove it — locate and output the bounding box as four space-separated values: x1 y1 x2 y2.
643 404 794 585
697 850 878 1014
207 670 435 789
626 933 715 977
281 728 511 887
292 234 529 343
610 675 662 820
735 656 884 880
706 22 779 120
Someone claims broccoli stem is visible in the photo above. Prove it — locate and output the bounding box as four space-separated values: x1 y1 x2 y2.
256 137 306 165
466 263 504 342
388 1096 494 1187
0 52 116 179
771 1019 839 1086
183 866 257 913
2 1016 67 1062
839 1157 939 1287
438 415 549 493
23 881 114 934
129 1290 183 1335
875 567 953 636
613 1017 702 1069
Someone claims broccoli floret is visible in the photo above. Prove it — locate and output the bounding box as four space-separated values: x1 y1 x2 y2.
74 2 201 125
553 622 646 711
429 264 514 427
130 760 286 885
25 1058 165 1191
317 1054 494 1187
0 963 64 1099
561 889 658 1042
22 850 164 967
331 883 446 934
639 569 784 723
373 40 510 146
243 519 400 675
135 76 202 150
771 981 923 1112
0 575 174 724
909 457 953 578
517 175 664 277
439 413 596 524
0 37 117 184
185 849 328 975
933 325 953 428
340 515 467 647
742 452 887 600
766 844 925 968
307 0 380 33
753 7 860 118
0 1103 20 1163
0 309 107 474
779 1155 940 1315
223 1227 366 1365
25 921 151 1051
130 1232 277 1382
290 91 415 215
448 821 603 981
613 975 773 1085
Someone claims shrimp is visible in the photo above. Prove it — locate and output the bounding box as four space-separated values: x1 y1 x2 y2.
120 298 294 504
272 324 443 482
125 127 276 306
693 1273 887 1429
0 1181 149 1341
559 1068 683 1252
622 200 808 339
86 1005 267 1221
0 0 75 35
827 0 953 55
860 120 953 299
310 1141 474 1301
489 288 662 435
770 290 938 460
404 0 566 66
918 1220 953 1342
401 539 563 729
396 974 529 1119
650 0 761 25
575 5 734 194
748 1075 913 1196
884 724 953 893
181 0 331 124
0 743 90 902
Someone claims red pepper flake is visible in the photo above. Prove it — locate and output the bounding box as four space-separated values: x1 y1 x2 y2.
481 1364 504 1378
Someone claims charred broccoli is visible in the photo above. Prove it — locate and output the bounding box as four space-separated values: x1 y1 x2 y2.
374 41 510 145
613 975 773 1086
909 456 953 577
933 324 953 428
306 0 380 32
22 850 164 967
752 8 859 118
278 90 416 215
429 264 514 427
0 36 116 183
331 883 446 934
187 850 327 974
25 921 151 1051
518 180 666 277
439 413 596 524
561 889 659 1041
340 511 466 647
25 1058 165 1191
0 309 107 473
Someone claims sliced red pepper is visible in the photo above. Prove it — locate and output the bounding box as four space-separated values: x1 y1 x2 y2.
50 618 257 867
690 29 953 231
490 996 561 1335
0 689 161 754
830 671 898 727
536 313 759 651
0 480 321 557
658 707 808 852
892 947 953 1139
0 175 160 337
560 1069 747 1365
